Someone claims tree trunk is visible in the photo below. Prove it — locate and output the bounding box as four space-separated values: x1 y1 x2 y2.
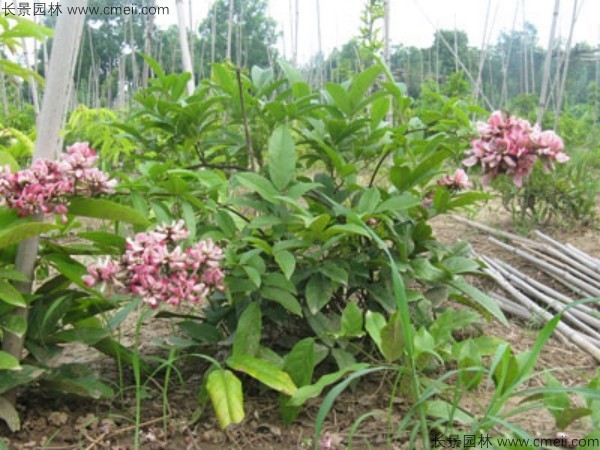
175 0 195 95
473 0 492 104
20 38 40 115
316 0 323 88
142 0 155 89
294 0 299 65
383 0 390 68
211 0 217 65
226 0 234 60
237 0 243 67
129 15 138 92
501 0 519 107
1 0 87 408
537 0 560 125
0 68 7 117
554 0 579 129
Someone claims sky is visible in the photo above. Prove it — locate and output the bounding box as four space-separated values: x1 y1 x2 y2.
158 0 599 64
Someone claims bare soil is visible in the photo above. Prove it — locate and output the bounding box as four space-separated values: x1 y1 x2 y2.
2 202 598 449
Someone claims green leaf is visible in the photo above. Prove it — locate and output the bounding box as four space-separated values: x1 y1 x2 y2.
375 193 421 213
287 363 370 407
274 250 296 280
78 231 126 249
0 396 20 432
45 254 88 288
380 312 404 362
365 311 386 355
0 314 26 337
139 52 165 78
206 369 245 430
324 83 352 114
325 223 371 238
411 258 450 283
358 188 381 214
305 274 334 315
0 222 57 250
68 198 150 226
52 327 110 345
442 256 480 274
544 372 571 427
227 354 297 396
268 125 296 190
320 263 348 285
236 172 279 202
0 351 21 370
0 280 25 307
232 302 262 357
339 301 363 338
458 340 483 389
0 365 45 394
283 338 315 387
177 321 222 344
0 151 19 172
449 279 508 326
370 97 390 128
41 364 113 399
424 399 475 425
260 286 302 316
181 201 197 240
349 66 383 109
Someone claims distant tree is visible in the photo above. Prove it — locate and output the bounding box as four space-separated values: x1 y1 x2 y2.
197 0 277 76
432 30 469 79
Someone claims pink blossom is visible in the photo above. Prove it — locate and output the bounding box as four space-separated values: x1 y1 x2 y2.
437 169 473 191
84 222 226 308
0 142 117 217
463 111 569 186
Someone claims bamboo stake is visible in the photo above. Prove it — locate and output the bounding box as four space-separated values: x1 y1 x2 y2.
175 0 195 95
495 259 600 319
535 230 600 271
491 292 571 344
489 237 600 297
553 0 580 129
485 258 600 340
537 0 560 124
525 247 600 289
451 215 541 248
565 244 600 268
483 262 600 362
1 0 87 408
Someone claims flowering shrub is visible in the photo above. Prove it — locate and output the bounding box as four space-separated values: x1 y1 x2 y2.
0 142 116 218
463 111 569 186
83 221 225 308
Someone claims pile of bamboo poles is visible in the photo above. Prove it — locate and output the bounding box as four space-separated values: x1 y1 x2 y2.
451 215 600 362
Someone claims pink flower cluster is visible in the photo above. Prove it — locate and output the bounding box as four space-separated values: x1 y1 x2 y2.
437 169 473 191
0 142 116 218
83 221 226 308
463 111 569 187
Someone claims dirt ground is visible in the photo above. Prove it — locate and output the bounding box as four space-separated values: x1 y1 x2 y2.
2 202 599 450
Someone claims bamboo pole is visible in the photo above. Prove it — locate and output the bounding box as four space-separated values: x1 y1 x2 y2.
490 292 571 344
483 261 600 362
495 259 600 319
226 0 234 61
175 0 195 95
488 237 600 297
1 0 87 407
451 215 541 248
484 257 600 340
537 0 560 124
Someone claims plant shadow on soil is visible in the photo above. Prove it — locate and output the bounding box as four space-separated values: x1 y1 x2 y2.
2 204 598 449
